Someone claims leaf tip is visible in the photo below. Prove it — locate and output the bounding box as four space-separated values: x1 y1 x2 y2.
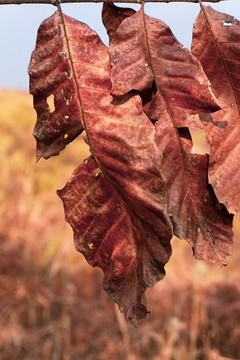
125 303 149 327
35 151 42 163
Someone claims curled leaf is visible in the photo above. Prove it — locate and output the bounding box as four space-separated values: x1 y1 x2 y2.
109 6 233 264
29 6 236 325
109 6 220 119
102 2 136 42
28 14 85 160
58 155 172 325
192 6 240 217
30 11 173 324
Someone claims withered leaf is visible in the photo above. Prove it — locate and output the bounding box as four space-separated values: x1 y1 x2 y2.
109 6 220 118
192 5 240 218
29 14 85 160
58 156 172 326
30 10 173 324
108 5 233 265
29 4 238 324
102 2 136 42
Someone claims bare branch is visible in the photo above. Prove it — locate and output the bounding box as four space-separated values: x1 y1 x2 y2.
0 0 228 5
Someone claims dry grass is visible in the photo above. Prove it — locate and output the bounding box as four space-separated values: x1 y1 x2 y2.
0 90 239 360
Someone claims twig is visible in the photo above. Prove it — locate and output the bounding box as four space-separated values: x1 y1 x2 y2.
0 0 228 5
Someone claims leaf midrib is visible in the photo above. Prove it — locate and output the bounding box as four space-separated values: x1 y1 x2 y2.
141 7 189 183
199 3 240 115
141 7 227 261
58 7 145 306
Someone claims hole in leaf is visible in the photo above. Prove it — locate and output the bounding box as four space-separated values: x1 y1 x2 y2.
189 128 209 155
61 88 72 106
65 115 70 119
64 134 69 139
64 71 73 80
223 20 232 27
60 51 68 59
177 127 191 141
150 119 157 126
47 94 55 113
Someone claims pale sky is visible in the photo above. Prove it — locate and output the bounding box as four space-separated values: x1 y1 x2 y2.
0 0 239 90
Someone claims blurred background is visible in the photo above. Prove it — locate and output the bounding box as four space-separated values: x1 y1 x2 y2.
0 1 240 359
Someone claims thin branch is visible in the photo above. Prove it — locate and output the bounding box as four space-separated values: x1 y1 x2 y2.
0 0 228 5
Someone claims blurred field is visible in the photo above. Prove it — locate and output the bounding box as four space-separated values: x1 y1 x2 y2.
0 89 239 360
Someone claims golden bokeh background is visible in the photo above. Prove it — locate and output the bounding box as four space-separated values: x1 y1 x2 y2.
0 90 239 360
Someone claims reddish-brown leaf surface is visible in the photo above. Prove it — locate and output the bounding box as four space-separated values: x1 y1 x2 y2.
108 6 233 265
102 2 136 42
153 111 233 265
29 10 173 324
28 15 85 160
109 6 220 117
191 5 240 218
29 5 238 324
58 156 172 325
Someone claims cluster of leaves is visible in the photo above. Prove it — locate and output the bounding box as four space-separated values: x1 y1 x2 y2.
28 1 240 325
